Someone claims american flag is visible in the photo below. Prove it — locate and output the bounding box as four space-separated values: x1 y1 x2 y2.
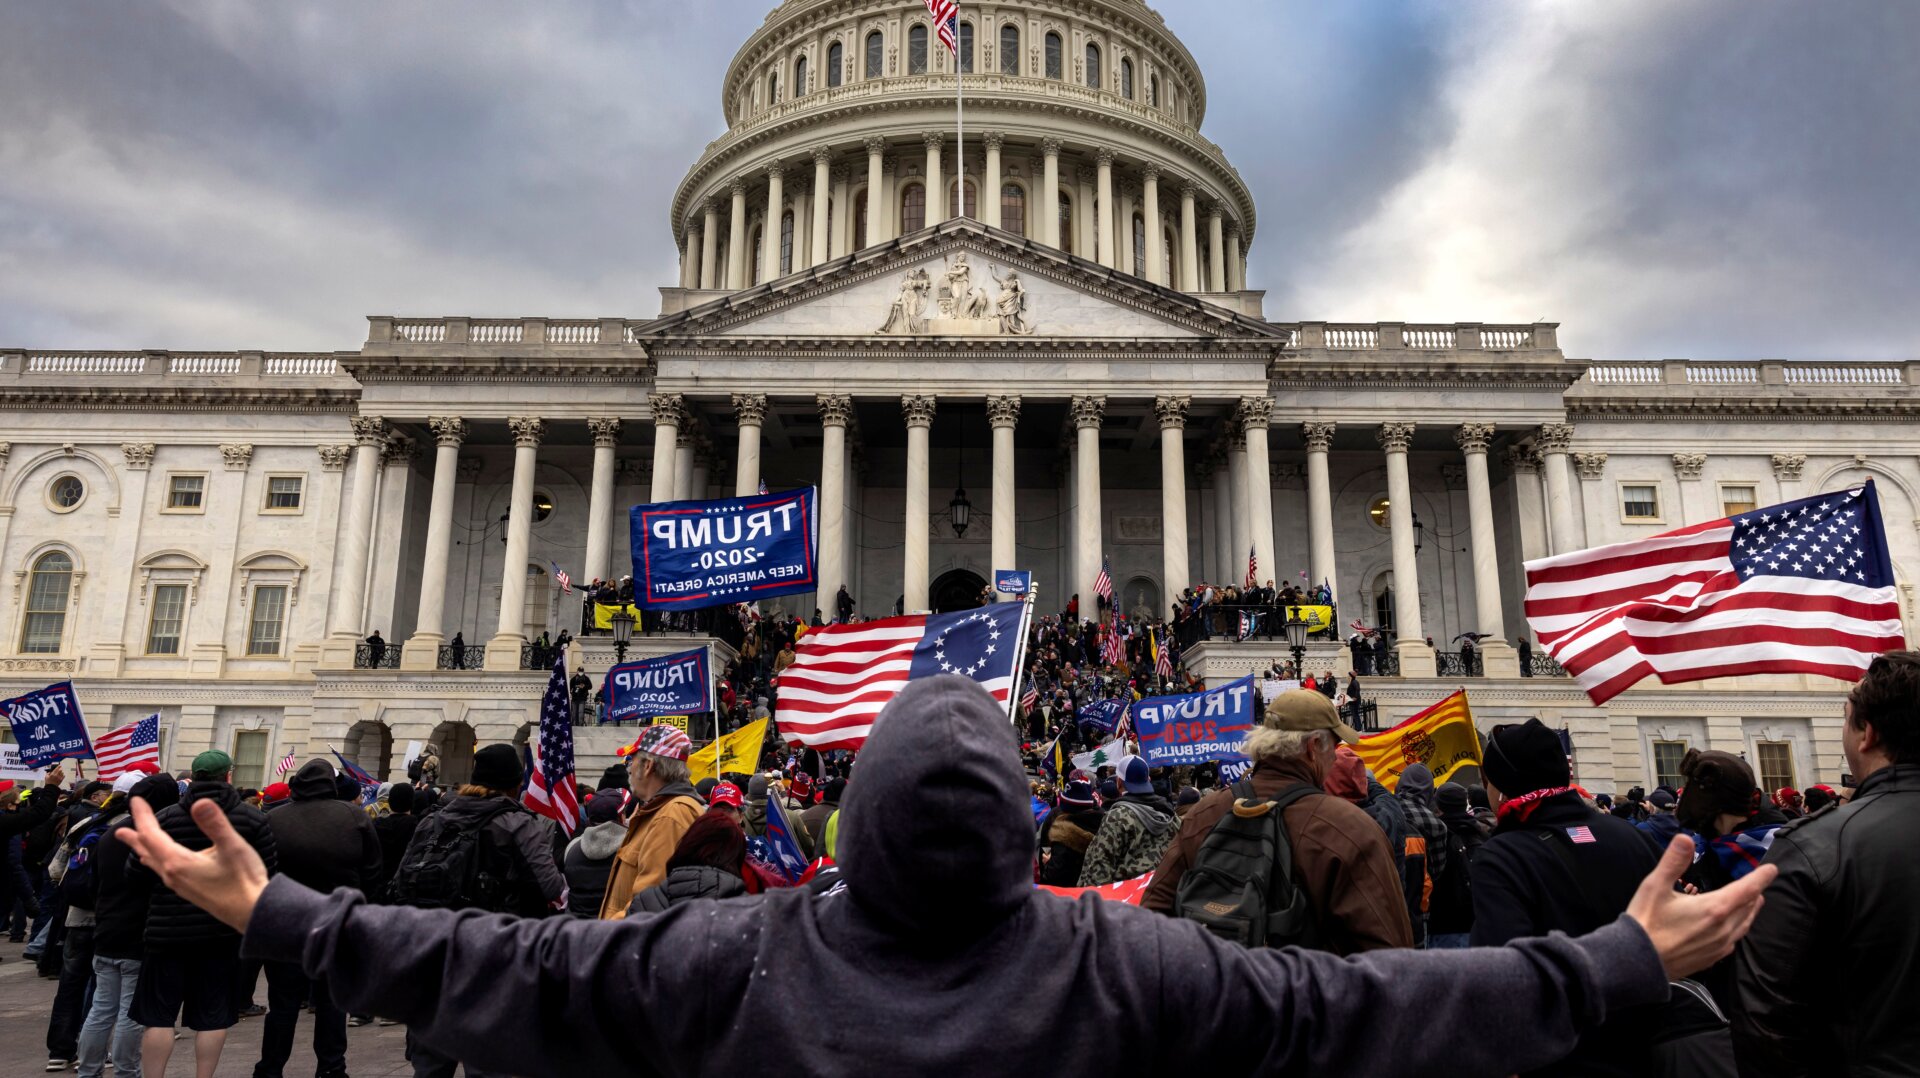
1566 825 1598 845
1245 546 1258 589
275 749 297 777
1525 482 1903 705
524 652 582 835
1101 621 1125 666
924 0 958 53
92 715 159 781
550 561 571 595
1094 557 1114 607
776 601 1030 750
1021 681 1040 714
759 479 769 495
1153 629 1173 681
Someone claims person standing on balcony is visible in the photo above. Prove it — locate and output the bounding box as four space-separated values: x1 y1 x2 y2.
363 630 386 668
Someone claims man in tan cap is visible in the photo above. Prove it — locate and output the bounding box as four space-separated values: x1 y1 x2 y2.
1144 689 1414 953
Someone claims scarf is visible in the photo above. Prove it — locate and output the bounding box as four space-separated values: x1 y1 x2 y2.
1494 785 1579 825
1701 820 1786 881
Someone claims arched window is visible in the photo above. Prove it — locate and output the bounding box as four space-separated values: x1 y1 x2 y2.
900 183 926 233
767 71 780 104
749 226 763 285
1373 575 1397 634
1044 32 1062 79
1001 184 1027 237
865 31 884 78
1000 24 1020 75
959 22 974 73
794 56 808 97
1132 215 1146 274
1085 43 1102 89
827 42 844 88
854 190 869 250
949 179 977 220
909 25 929 74
1150 74 1160 108
1163 226 1177 283
779 211 795 275
1121 58 1134 99
1057 190 1073 255
20 551 72 653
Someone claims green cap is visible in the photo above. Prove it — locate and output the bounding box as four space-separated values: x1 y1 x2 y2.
190 749 233 780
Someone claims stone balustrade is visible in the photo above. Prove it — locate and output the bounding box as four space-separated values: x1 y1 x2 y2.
1584 359 1911 387
1276 322 1559 353
368 316 638 347
1 350 348 379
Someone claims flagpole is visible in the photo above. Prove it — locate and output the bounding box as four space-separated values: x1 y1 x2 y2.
1004 579 1036 726
955 8 964 221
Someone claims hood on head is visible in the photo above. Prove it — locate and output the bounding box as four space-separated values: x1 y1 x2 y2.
838 675 1031 937
1399 762 1436 806
289 759 339 801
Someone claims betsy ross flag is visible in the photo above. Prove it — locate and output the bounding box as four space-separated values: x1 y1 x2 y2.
1094 557 1115 607
550 561 571 595
524 652 583 835
777 601 1031 750
275 749 297 777
93 715 159 781
1525 482 1904 705
1246 547 1258 589
924 0 958 52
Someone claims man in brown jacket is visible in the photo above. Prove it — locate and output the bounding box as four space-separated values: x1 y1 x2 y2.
599 724 705 919
1144 689 1414 953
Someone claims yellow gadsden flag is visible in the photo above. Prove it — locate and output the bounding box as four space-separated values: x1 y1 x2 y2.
689 718 770 783
1354 690 1482 791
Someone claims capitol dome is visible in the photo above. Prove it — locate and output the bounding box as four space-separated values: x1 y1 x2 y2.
670 0 1255 296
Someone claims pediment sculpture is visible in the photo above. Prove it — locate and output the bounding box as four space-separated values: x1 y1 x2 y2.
877 252 1035 337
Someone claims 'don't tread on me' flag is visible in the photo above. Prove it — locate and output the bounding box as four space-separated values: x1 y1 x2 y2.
1524 481 1904 704
1353 690 1482 792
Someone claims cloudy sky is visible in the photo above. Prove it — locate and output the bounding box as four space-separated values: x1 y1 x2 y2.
2 0 1914 360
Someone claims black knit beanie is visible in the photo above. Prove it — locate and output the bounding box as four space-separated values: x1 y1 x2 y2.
471 744 523 792
1481 718 1570 797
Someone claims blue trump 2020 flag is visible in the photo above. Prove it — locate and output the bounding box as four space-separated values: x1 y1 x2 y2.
753 790 813 883
630 487 818 611
1132 675 1259 771
994 569 1031 595
603 647 713 725
0 682 92 769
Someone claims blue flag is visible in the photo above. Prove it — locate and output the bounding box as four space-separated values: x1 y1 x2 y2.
630 487 819 611
1079 697 1127 734
0 682 92 769
994 569 1032 595
330 750 381 805
758 791 813 883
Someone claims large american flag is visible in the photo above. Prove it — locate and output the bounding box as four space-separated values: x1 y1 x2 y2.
1100 621 1125 666
92 714 159 780
1154 629 1173 681
524 652 582 834
1094 556 1115 607
550 561 571 595
1245 546 1258 589
1525 482 1903 704
924 0 958 53
776 600 1030 750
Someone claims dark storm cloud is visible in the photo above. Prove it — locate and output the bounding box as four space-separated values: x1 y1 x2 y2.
0 0 1912 359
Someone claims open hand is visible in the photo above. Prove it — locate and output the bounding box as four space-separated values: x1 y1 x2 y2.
1626 834 1776 980
116 796 269 933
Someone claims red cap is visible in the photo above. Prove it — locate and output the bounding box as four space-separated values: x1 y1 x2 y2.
125 759 161 775
262 782 292 803
0 780 15 796
709 782 744 809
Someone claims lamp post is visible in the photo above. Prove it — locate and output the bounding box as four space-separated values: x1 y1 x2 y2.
610 609 635 666
1283 605 1310 678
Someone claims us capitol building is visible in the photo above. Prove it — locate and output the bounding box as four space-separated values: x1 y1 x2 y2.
2 0 1909 790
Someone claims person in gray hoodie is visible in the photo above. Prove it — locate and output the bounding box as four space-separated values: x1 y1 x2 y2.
118 676 1775 1078
562 792 627 918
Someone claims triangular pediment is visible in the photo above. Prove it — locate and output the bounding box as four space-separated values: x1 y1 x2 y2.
634 219 1283 343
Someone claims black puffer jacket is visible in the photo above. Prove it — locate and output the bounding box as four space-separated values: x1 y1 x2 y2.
625 865 745 915
271 760 381 896
1038 808 1103 887
132 781 277 953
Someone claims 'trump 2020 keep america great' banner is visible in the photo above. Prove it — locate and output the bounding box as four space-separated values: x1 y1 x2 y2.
0 682 93 769
604 647 714 725
630 488 818 610
1132 675 1257 773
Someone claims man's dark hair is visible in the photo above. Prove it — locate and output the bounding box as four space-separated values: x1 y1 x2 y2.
1848 651 1920 766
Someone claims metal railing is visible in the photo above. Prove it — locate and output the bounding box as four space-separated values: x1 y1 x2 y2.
353 644 400 669
436 645 482 670
1526 653 1568 678
1347 700 1382 733
1436 651 1486 678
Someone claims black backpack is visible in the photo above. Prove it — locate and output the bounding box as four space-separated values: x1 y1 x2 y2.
1173 781 1325 949
58 813 117 911
388 799 519 912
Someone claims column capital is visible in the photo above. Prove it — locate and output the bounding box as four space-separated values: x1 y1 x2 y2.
1537 422 1575 452
317 445 351 471
1441 463 1468 489
675 427 698 449
1455 422 1496 454
864 135 888 155
981 131 1005 152
764 161 785 181
1572 451 1609 481
1069 395 1107 431
811 144 833 165
1208 205 1225 222
1376 422 1416 453
730 176 752 197
1235 396 1274 429
349 416 388 447
986 395 1023 428
923 131 945 150
901 394 938 428
507 417 545 449
818 393 855 427
1771 453 1807 481
647 392 686 428
1179 181 1199 200
456 457 483 482
120 442 156 470
831 163 853 185
429 417 469 447
706 196 726 217
1503 444 1542 473
1671 452 1707 480
1229 428 1249 452
1140 163 1161 183
1095 148 1116 167
587 418 623 447
381 434 416 466
1153 395 1191 430
731 393 770 427
1040 137 1063 157
219 443 253 471
881 155 898 176
1302 422 1337 452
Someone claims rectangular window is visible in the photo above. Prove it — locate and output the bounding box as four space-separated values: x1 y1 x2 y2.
1651 739 1689 789
231 730 269 788
248 586 287 656
167 474 205 510
264 475 304 511
1756 741 1796 793
1621 483 1660 521
1721 484 1758 517
146 584 187 655
959 22 974 73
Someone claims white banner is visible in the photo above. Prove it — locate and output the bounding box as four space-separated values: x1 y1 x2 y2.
1 744 45 782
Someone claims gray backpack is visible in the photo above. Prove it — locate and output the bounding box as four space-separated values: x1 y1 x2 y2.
1173 781 1325 949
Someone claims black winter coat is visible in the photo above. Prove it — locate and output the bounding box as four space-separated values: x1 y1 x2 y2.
270 760 381 896
132 781 277 953
626 864 746 915
0 785 58 842
89 813 150 960
371 812 420 899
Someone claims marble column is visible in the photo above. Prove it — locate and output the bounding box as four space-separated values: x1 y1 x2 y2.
1095 150 1116 268
1379 422 1435 676
1208 210 1226 292
902 395 937 611
329 416 386 640
1142 167 1164 286
485 417 543 671
690 441 712 500
1228 431 1251 582
1226 229 1244 292
1303 423 1338 602
761 164 785 283
982 133 1004 229
986 396 1021 602
700 201 721 290
817 395 852 613
1071 396 1106 609
1179 183 1200 292
574 418 617 586
1118 185 1137 276
1538 422 1580 555
401 417 465 669
810 147 832 267
1156 396 1191 602
673 429 696 501
830 165 852 258
647 393 683 503
732 394 767 496
726 178 750 290
1239 397 1276 589
1041 139 1062 248
1211 454 1233 585
924 133 945 226
1457 423 1517 676
679 233 697 289
864 137 885 247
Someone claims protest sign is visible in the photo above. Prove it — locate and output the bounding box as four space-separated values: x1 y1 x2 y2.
1131 675 1256 770
630 488 818 610
1 744 44 782
1078 697 1127 734
0 682 93 769
1259 678 1300 704
994 569 1032 595
604 647 713 725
